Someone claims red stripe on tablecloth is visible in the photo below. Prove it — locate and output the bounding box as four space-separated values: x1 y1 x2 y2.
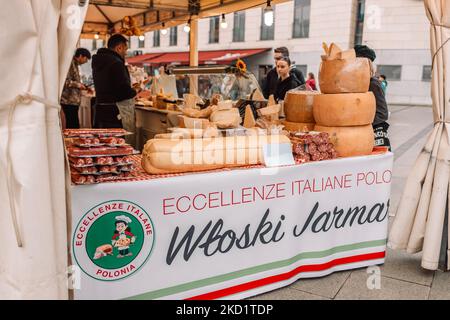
185 251 385 300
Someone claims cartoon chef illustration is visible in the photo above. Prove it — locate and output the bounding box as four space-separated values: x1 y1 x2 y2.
112 215 136 258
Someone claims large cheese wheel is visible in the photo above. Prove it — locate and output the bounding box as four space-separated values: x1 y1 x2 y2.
281 120 315 132
142 135 291 174
314 125 374 157
284 91 320 123
313 92 376 126
319 58 370 94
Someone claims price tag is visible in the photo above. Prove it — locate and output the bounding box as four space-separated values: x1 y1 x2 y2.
262 143 295 167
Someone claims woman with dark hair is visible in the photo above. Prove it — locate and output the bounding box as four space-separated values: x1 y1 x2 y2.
274 57 302 102
306 72 317 91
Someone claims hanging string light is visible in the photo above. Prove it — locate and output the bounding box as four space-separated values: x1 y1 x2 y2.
220 13 228 29
184 19 191 33
264 0 274 27
161 22 168 35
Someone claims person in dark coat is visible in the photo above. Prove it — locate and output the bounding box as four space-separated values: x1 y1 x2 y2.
274 57 302 102
354 45 391 151
92 34 137 128
262 47 305 99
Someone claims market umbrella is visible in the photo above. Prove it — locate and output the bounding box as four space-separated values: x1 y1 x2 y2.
0 0 87 298
388 0 450 270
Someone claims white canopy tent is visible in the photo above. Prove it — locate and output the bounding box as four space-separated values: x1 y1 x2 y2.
389 0 450 271
0 0 87 299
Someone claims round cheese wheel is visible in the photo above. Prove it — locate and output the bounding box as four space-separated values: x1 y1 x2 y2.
314 125 374 157
281 120 315 132
284 91 320 123
313 92 376 126
319 58 370 94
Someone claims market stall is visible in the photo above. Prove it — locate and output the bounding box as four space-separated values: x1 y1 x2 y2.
71 151 392 300
0 0 398 301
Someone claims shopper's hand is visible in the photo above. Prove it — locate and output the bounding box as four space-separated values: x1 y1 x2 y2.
79 83 87 90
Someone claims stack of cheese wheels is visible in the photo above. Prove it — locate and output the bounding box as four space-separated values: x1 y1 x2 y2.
282 91 319 133
313 92 376 158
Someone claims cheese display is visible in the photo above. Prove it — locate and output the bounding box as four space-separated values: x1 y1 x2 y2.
281 120 315 132
210 107 241 129
314 125 374 157
181 106 213 119
313 92 376 126
141 135 291 174
284 91 319 123
178 116 213 129
243 105 256 128
319 43 370 94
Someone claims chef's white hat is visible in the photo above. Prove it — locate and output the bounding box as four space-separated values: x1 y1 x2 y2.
115 215 132 224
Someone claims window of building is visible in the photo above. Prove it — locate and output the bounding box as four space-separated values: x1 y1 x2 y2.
138 36 145 48
377 65 402 81
422 65 432 82
354 0 365 45
170 27 177 46
292 0 310 38
260 6 275 41
209 16 220 43
233 11 245 42
153 30 160 47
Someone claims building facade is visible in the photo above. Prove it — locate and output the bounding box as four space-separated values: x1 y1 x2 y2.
84 0 432 106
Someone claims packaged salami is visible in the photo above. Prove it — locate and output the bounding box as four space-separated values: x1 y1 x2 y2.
290 131 338 163
63 128 131 138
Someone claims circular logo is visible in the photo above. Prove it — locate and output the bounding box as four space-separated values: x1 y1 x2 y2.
73 200 155 281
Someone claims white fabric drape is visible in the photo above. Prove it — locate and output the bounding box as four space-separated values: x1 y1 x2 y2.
388 0 450 271
0 0 87 299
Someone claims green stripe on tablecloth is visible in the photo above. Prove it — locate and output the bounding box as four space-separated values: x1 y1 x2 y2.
127 238 387 300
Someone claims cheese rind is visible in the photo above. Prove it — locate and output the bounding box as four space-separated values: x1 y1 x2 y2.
314 124 374 157
281 120 315 132
284 91 319 123
319 58 370 94
313 92 376 126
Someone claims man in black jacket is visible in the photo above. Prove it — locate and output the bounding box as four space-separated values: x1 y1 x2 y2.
354 45 391 151
92 34 137 128
262 47 305 99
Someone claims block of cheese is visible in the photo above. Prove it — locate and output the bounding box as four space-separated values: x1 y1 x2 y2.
314 124 374 157
141 135 291 174
243 105 256 128
313 92 376 126
284 91 320 123
319 58 370 94
182 106 213 118
210 108 241 129
217 100 233 110
281 120 315 132
178 116 212 129
268 94 276 106
166 127 220 139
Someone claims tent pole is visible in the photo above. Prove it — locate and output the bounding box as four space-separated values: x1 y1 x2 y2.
189 15 198 95
438 205 449 271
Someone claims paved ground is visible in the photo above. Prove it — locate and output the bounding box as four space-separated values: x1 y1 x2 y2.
251 105 450 300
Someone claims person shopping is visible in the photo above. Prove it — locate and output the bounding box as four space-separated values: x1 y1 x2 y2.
60 48 91 128
354 45 391 151
274 57 302 103
92 34 137 129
